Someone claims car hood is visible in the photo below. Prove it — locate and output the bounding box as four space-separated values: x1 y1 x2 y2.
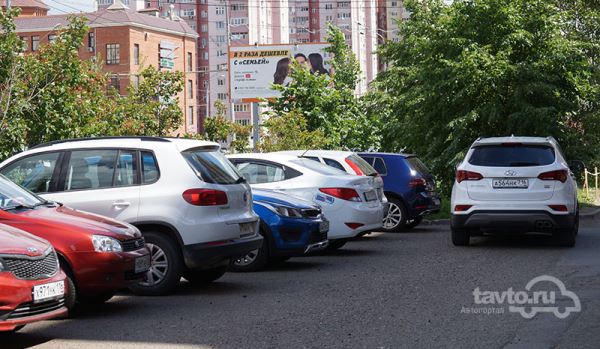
0 205 140 241
253 189 317 209
0 223 51 256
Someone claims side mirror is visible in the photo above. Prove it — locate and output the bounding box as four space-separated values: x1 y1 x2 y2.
569 160 584 174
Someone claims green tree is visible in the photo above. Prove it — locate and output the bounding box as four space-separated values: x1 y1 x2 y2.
258 109 330 152
377 0 599 190
204 100 232 143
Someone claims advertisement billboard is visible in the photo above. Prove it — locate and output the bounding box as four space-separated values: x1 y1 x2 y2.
229 43 331 102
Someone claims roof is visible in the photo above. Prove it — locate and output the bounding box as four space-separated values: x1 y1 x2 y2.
276 150 356 158
226 153 300 162
0 0 48 9
357 152 415 158
473 136 554 146
25 137 217 153
14 7 198 38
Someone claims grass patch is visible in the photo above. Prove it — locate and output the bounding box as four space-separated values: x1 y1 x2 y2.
426 196 451 220
578 188 598 209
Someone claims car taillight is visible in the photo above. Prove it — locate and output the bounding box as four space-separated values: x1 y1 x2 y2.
548 205 568 212
319 188 362 202
409 178 426 188
182 189 228 206
454 205 472 212
344 158 364 176
538 170 568 183
345 222 364 229
456 170 483 183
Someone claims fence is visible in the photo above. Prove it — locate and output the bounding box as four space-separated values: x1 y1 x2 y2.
583 167 600 200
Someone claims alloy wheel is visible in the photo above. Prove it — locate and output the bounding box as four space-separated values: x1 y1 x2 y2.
383 202 402 229
234 249 259 267
140 243 169 287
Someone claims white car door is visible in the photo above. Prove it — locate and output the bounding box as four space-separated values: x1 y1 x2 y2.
44 149 141 223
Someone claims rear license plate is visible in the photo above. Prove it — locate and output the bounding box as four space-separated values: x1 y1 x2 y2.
319 220 329 233
492 178 529 189
135 255 151 273
32 281 65 303
364 190 378 201
239 222 256 237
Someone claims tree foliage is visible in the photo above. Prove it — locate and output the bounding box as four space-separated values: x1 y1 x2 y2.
258 109 330 152
204 100 251 152
377 0 600 190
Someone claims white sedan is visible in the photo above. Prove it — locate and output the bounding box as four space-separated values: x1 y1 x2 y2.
227 153 385 250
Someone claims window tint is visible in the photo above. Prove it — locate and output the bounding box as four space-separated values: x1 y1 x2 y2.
347 154 377 175
406 157 431 174
65 150 117 191
291 159 348 176
323 158 345 171
1 152 60 193
373 158 388 175
114 150 138 187
469 145 555 167
182 149 242 185
361 156 374 165
236 162 285 184
141 151 159 184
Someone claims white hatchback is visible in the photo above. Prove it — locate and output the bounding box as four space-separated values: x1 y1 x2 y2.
451 136 578 247
227 153 385 250
0 137 262 295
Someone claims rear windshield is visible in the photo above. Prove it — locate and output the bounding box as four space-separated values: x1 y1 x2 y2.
182 149 243 184
406 157 430 175
347 154 377 176
468 145 555 167
291 159 348 176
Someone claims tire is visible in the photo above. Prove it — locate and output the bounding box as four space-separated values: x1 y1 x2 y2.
326 239 347 250
78 292 114 305
405 216 423 230
229 226 270 272
184 265 228 285
129 232 182 296
451 227 470 246
556 211 578 247
64 273 77 311
382 198 408 232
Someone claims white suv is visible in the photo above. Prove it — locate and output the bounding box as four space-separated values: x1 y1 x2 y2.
451 136 578 247
0 137 262 295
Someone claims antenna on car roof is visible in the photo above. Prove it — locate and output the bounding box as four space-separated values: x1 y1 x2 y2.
300 149 310 157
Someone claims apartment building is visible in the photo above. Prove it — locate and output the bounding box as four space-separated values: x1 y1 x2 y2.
15 2 199 134
1 0 49 16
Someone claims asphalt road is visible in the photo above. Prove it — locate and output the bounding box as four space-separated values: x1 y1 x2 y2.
4 218 600 349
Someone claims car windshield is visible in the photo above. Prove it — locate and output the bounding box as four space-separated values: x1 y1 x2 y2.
291 159 349 176
0 175 44 210
469 144 556 167
347 154 378 176
182 149 244 185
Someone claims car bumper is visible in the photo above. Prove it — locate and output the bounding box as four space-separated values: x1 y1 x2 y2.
409 192 441 218
0 272 68 331
71 247 150 295
268 216 329 256
327 204 384 240
451 210 576 233
183 234 264 270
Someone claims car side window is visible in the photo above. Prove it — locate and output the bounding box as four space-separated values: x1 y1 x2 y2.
114 150 138 187
0 152 60 193
64 150 118 191
323 158 346 171
235 161 286 184
373 158 388 176
141 151 159 184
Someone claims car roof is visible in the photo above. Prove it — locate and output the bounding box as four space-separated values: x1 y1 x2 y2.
472 136 555 146
358 152 416 158
24 137 219 153
275 150 355 158
227 152 300 162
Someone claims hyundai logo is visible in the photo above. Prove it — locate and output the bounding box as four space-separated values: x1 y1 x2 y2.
26 247 38 254
505 170 517 177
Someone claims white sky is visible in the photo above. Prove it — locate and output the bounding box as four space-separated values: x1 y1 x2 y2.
46 0 95 14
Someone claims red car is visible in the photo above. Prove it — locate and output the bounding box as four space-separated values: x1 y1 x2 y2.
0 176 151 308
0 224 68 332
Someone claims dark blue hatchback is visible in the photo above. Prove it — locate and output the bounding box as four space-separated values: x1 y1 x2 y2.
358 153 441 231
230 189 329 272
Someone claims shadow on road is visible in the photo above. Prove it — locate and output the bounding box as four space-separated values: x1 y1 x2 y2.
1 332 53 349
468 233 566 250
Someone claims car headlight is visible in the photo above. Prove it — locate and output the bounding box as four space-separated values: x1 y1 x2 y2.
0 257 7 272
259 202 304 218
91 235 123 252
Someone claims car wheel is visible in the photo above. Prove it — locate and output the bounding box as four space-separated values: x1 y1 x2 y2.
63 272 77 311
405 217 423 230
556 212 578 247
229 224 270 272
184 265 228 285
451 227 470 246
382 198 408 232
79 292 114 305
129 232 182 296
325 239 347 250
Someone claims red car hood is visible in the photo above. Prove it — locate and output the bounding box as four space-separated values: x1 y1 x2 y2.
0 224 51 256
0 206 140 241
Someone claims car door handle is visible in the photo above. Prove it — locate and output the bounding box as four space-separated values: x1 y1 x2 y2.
112 201 131 208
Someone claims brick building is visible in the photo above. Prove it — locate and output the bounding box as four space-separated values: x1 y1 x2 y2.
1 0 49 17
14 2 200 134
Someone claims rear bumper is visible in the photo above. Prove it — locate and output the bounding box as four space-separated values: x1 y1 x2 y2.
327 204 384 240
408 192 441 218
183 234 264 270
451 210 576 233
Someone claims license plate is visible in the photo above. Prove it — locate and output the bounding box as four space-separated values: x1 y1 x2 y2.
32 281 65 303
364 190 378 201
135 255 151 273
239 222 255 236
492 178 529 189
319 220 329 233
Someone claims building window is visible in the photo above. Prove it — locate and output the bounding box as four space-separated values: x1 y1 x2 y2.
187 80 193 99
203 52 208 60
216 21 225 29
216 35 226 43
88 32 95 51
217 63 227 71
187 52 193 71
182 9 195 17
20 36 28 52
48 34 57 43
131 74 140 89
216 49 225 56
202 80 208 88
109 75 120 93
230 32 247 40
201 24 208 32
201 10 207 18
230 17 246 25
326 15 333 21
217 78 225 86
188 106 194 124
216 6 225 15
337 12 351 19
230 3 247 11
31 36 39 51
201 38 207 48
106 43 120 65
234 104 248 112
133 43 140 65
217 93 227 100
325 3 333 9
391 1 398 6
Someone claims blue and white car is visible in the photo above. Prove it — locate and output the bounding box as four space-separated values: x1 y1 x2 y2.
231 189 329 271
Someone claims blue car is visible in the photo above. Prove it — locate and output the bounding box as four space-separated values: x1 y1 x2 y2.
358 153 441 232
230 189 329 272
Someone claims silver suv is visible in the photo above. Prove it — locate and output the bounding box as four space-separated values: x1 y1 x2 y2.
0 137 262 295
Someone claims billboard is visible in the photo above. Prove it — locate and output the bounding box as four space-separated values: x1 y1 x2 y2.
229 43 331 102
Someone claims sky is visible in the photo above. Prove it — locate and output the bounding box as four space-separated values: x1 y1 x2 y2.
46 0 95 14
